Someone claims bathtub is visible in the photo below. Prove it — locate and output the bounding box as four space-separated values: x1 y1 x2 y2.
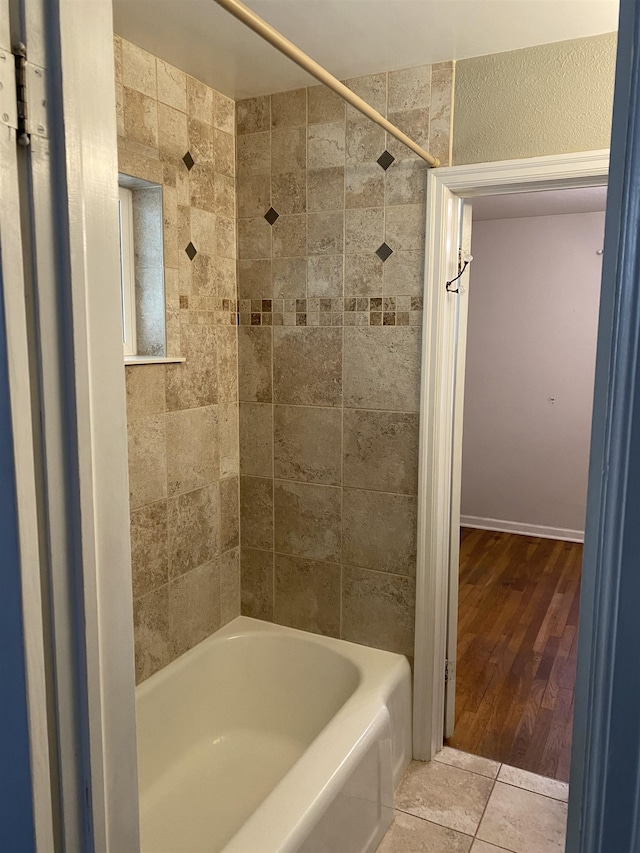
136 616 412 853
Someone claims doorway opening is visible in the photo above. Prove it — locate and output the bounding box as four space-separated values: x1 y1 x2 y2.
445 187 606 781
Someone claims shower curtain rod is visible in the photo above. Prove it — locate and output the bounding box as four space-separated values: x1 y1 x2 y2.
212 0 440 168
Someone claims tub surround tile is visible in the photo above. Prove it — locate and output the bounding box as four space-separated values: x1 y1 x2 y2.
274 405 342 485
345 207 385 255
308 212 344 256
308 167 345 212
241 547 274 620
169 561 220 656
272 172 306 215
274 480 342 563
386 109 430 162
130 501 169 599
308 85 346 125
127 414 167 510
345 73 387 114
388 65 431 112
122 40 157 98
434 748 500 780
240 402 274 477
496 766 569 802
123 88 158 150
307 256 344 297
343 327 421 412
346 162 385 209
238 326 272 402
343 489 416 575
239 259 272 300
273 327 342 406
219 402 239 479
237 95 270 135
157 58 186 111
219 547 241 624
271 88 307 128
344 254 383 297
476 782 568 852
343 409 419 494
220 476 240 552
383 250 424 297
378 810 473 853
395 761 494 836
125 363 166 421
271 127 307 173
274 554 341 637
134 585 171 683
168 485 219 578
342 566 415 657
217 326 239 403
385 204 426 252
240 476 274 551
166 406 219 496
308 121 346 169
166 324 218 410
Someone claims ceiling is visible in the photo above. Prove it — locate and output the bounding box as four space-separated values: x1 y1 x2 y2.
113 0 619 100
472 186 608 221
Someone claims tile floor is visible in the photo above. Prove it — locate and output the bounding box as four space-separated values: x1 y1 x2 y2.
378 747 569 852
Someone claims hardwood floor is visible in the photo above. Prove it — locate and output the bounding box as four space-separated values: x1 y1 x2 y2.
446 528 582 782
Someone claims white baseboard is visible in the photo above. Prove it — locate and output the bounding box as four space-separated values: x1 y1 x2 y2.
460 515 584 544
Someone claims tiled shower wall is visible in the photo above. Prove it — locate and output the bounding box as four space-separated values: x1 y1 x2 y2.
237 65 454 658
115 36 241 682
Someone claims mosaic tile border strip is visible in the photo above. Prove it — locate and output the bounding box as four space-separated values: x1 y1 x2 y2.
237 295 424 327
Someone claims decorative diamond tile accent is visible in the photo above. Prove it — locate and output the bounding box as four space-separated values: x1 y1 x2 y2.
376 242 393 262
185 242 197 261
264 206 280 226
377 150 395 170
182 151 195 171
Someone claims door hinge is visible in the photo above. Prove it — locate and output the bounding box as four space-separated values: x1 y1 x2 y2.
0 43 48 144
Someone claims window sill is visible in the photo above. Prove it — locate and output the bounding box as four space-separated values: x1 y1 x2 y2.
124 356 186 366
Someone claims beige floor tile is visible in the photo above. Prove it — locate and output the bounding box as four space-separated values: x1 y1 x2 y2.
470 841 513 852
377 810 473 853
395 760 494 836
434 747 501 779
497 764 569 802
477 781 568 853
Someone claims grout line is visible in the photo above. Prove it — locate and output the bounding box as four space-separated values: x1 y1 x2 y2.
472 772 498 841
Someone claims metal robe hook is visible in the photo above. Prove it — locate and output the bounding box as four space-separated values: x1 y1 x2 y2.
446 253 473 294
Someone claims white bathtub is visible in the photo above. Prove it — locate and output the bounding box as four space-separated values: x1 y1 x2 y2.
136 616 411 853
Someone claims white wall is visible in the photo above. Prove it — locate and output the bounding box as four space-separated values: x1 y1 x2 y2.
460 211 605 539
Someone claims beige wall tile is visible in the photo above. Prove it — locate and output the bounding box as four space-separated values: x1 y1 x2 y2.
166 324 218 410
388 65 431 111
429 63 454 167
215 129 235 176
308 212 344 255
237 132 270 176
344 327 421 411
157 58 187 111
342 565 415 657
214 92 235 135
344 254 383 297
343 488 417 575
130 500 168 598
308 121 346 169
115 83 125 136
238 174 270 219
274 405 342 485
238 326 272 402
274 554 340 637
272 257 307 299
345 73 387 114
240 476 273 550
272 214 307 257
273 327 342 406
385 160 427 206
123 88 158 149
169 561 219 656
385 204 426 251
219 402 239 479
189 164 216 213
122 40 157 98
134 585 170 683
113 35 123 85
238 217 271 259
271 88 307 128
383 250 424 297
272 172 306 215
168 484 219 577
274 480 341 563
127 414 167 509
162 186 179 269
238 259 272 300
125 364 166 420
240 547 274 619
308 167 345 212
166 406 219 496
190 206 216 255
188 116 214 163
187 76 214 124
346 162 385 209
271 127 307 173
216 216 237 259
346 118 386 164
215 173 235 219
307 256 344 298
237 95 270 134
217 325 238 403
344 409 419 494
345 207 384 254
219 547 241 624
308 85 345 124
220 476 240 552
240 402 273 477
386 109 430 161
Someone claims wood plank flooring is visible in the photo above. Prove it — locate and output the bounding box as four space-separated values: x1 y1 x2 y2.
446 528 582 782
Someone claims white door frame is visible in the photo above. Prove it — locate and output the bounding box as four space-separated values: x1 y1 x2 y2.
413 149 610 761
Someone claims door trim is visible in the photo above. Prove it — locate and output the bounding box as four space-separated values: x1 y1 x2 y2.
413 149 610 761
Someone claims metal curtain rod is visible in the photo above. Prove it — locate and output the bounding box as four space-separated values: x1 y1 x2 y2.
212 0 440 168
